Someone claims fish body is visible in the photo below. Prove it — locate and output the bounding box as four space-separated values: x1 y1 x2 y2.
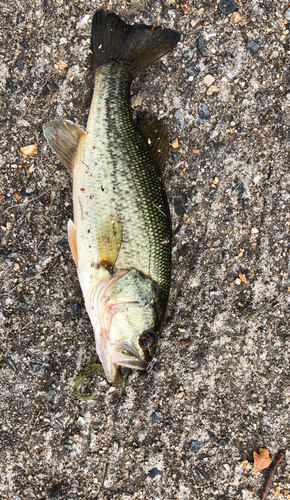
44 11 180 383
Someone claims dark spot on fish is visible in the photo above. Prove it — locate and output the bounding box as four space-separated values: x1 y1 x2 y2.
81 188 85 191
90 195 94 199
87 229 90 233
101 186 104 192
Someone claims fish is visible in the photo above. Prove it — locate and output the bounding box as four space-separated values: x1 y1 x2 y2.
43 10 180 383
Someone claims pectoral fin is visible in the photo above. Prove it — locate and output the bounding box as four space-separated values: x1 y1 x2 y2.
96 217 122 271
68 219 78 266
43 120 85 174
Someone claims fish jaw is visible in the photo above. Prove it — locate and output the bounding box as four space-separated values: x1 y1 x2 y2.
91 310 149 384
94 332 148 384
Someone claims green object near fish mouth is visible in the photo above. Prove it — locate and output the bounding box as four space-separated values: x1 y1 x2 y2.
73 363 125 401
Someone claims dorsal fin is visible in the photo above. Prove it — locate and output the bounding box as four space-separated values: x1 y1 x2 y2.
136 117 169 174
43 120 85 174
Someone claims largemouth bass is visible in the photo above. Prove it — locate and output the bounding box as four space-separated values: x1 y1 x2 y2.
44 10 180 383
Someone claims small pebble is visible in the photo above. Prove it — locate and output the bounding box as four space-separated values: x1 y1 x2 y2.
230 11 241 23
207 85 220 96
211 141 224 152
181 50 193 63
27 265 37 277
153 362 161 372
251 227 259 234
185 68 199 77
147 467 163 478
20 145 38 156
174 109 185 131
197 103 210 124
63 444 76 453
4 357 17 373
218 439 228 446
160 61 167 72
71 302 81 314
233 183 245 195
203 75 215 86
171 138 179 148
189 440 205 451
18 302 28 311
174 198 186 216
57 238 67 252
196 37 206 56
30 363 42 373
16 13 24 24
285 8 290 21
218 0 237 14
181 0 189 14
150 411 163 423
195 468 206 480
58 61 67 69
246 40 261 55
56 103 63 116
49 487 58 500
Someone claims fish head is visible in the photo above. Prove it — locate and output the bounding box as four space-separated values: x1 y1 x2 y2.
87 269 159 383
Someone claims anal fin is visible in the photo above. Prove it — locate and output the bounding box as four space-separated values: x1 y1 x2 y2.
43 120 85 174
96 216 122 271
68 219 78 266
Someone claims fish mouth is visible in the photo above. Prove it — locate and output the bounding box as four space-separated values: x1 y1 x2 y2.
112 342 148 370
100 342 148 383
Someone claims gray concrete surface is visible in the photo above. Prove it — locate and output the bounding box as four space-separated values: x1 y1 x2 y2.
1 0 290 499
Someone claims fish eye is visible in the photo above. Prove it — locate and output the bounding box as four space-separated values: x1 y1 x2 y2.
139 329 156 349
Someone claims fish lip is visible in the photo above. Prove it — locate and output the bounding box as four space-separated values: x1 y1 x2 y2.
111 343 148 371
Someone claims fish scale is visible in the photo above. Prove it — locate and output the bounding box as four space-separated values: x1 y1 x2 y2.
74 66 171 305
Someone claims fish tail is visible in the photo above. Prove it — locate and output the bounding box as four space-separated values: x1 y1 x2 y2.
91 10 180 77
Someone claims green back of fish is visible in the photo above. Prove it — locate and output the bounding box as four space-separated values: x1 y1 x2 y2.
75 65 171 323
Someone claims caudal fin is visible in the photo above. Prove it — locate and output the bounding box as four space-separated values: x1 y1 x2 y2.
91 10 180 77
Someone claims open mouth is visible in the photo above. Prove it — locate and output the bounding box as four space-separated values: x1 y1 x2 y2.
111 342 148 370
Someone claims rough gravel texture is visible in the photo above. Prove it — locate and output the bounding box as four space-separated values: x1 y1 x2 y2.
1 1 290 499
